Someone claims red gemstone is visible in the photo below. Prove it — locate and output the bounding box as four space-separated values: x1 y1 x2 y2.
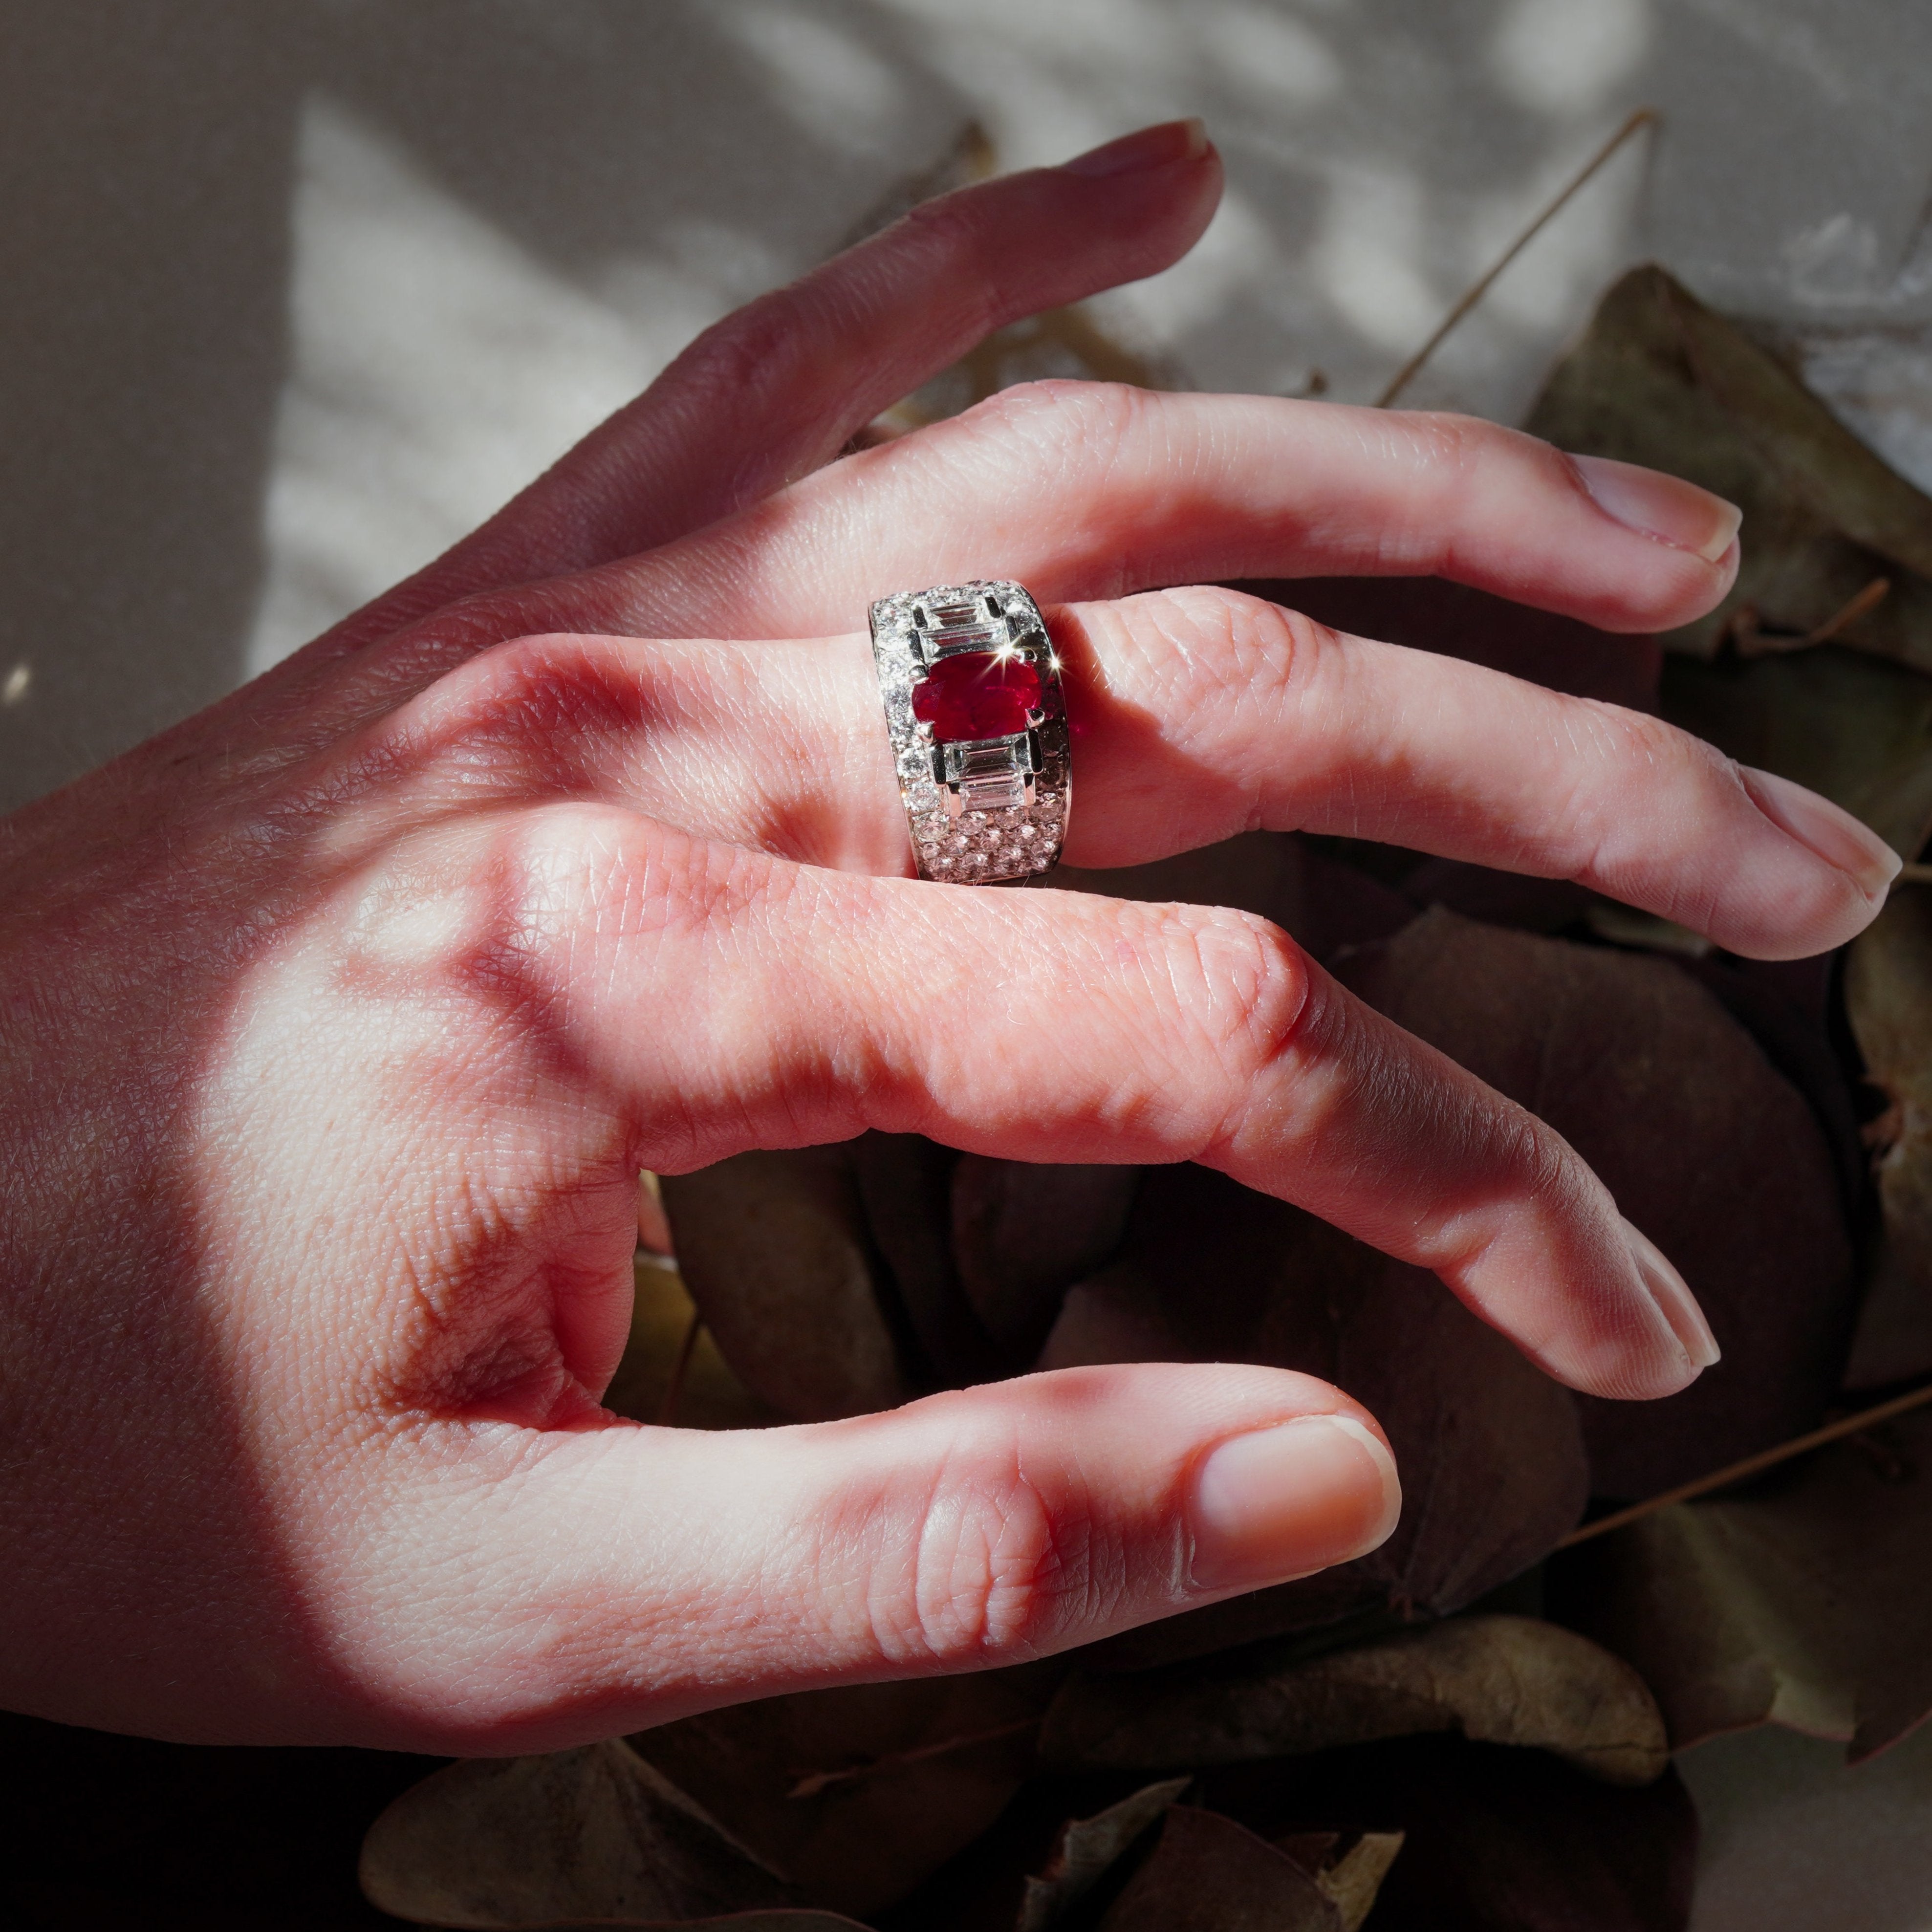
912 651 1041 741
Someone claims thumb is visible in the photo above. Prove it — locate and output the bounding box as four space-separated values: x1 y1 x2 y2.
359 1364 1399 1753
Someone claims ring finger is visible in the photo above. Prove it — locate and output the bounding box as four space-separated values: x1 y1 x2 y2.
378 584 1897 962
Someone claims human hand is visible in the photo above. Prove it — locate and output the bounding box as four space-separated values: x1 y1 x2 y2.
0 120 1897 1753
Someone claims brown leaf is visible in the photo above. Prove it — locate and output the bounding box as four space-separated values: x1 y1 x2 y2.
1093 1805 1343 1932
523 1918 871 1930
1337 908 1857 1499
659 1150 912 1421
1659 644 1932 861
1042 1614 1667 1787
1548 1403 1932 1762
358 1739 797 1928
1200 1737 1697 1932
1053 827 1414 967
600 1257 782 1432
850 1131 1008 1386
1284 1831 1406 1932
630 1671 1057 1920
951 1157 1139 1362
1041 1163 1588 1666
1845 885 1932 1388
1013 1778 1189 1932
1525 263 1932 681
1270 575 1664 710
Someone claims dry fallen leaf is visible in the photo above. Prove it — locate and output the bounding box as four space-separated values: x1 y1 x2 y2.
1200 1736 1697 1932
1337 907 1856 1499
1040 1163 1589 1666
1845 884 1932 1388
630 1670 1057 1921
600 1256 782 1431
1012 1778 1189 1932
1041 1614 1668 1787
1271 574 1665 710
1092 1804 1344 1932
359 1739 798 1928
1281 1830 1407 1932
1548 1404 1932 1762
951 1156 1140 1361
1526 263 1932 680
659 1149 912 1421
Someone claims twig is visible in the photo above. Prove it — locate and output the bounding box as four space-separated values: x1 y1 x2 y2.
786 1717 1042 1801
1557 1374 1932 1550
655 1309 703 1428
1375 108 1657 410
1803 575 1890 646
1894 861 1932 886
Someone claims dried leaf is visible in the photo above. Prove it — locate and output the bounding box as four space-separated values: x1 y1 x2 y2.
631 1671 1056 1920
1013 1778 1188 1932
1525 263 1932 678
1053 827 1414 967
951 1157 1139 1361
659 1150 912 1421
1289 1831 1406 1932
1548 1404 1932 1762
518 1918 870 1930
1201 1737 1697 1932
359 1740 797 1928
851 1132 1007 1386
1042 1615 1667 1787
1659 644 1932 860
1041 1163 1588 1666
1270 575 1665 711
1845 885 1932 1387
600 1257 781 1432
1337 908 1856 1499
1092 1805 1343 1932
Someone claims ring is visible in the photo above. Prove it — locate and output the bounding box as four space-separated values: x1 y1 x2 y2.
868 580 1072 884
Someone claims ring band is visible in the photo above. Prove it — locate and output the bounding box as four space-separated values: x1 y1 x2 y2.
869 580 1072 884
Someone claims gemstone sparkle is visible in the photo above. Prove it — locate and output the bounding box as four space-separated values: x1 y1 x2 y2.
912 651 1041 742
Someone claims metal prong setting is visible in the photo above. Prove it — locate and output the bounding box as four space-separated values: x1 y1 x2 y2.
868 580 1071 884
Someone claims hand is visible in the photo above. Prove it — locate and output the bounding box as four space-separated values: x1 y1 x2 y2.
0 120 1896 1753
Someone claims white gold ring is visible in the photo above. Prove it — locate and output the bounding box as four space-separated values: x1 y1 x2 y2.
868 579 1072 885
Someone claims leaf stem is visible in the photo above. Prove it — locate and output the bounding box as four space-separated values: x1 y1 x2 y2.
1557 1374 1932 1550
656 1309 703 1428
1375 108 1657 411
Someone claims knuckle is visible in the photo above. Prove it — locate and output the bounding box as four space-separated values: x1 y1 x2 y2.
862 1437 1114 1667
1127 585 1329 720
1141 905 1312 1148
665 290 798 415
957 377 1146 468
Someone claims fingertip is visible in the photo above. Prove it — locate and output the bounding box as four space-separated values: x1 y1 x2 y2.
1187 1411 1401 1592
1619 1216 1719 1376
1570 453 1741 568
1062 117 1216 178
1739 766 1901 900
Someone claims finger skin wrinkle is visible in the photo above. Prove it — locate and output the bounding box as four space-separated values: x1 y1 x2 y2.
849 1435 1103 1669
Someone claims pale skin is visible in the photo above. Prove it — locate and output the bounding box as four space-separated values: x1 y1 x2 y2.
0 120 1898 1753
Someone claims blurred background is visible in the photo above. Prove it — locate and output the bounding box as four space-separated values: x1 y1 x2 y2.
3 2 1931 1924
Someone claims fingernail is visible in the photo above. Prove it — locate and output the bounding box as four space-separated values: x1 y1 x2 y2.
1571 453 1742 564
1620 1218 1721 1373
1064 117 1210 178
1740 766 1901 898
1188 1414 1400 1592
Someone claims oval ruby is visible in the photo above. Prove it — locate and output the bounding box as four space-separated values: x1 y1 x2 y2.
911 651 1042 741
